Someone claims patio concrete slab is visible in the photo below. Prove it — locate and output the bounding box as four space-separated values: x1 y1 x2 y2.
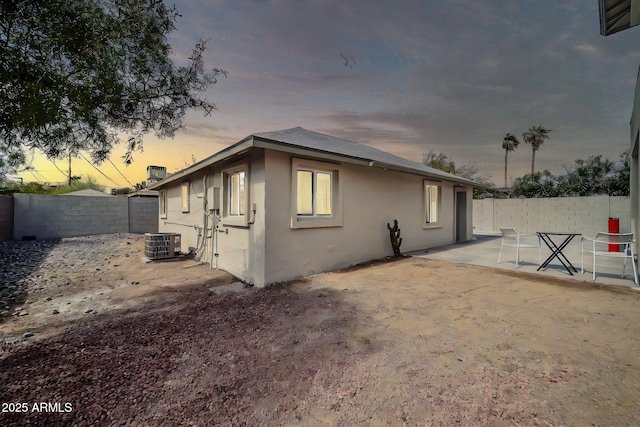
408 233 640 290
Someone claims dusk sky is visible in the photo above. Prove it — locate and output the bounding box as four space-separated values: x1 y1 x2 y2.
23 0 640 189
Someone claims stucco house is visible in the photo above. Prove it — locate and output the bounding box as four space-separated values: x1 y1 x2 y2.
599 0 640 272
631 66 640 256
148 127 478 287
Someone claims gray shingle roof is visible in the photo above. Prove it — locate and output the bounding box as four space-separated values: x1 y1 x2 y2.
149 126 479 189
253 127 478 186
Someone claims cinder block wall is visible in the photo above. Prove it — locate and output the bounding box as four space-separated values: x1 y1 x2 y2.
128 197 159 233
472 197 494 233
609 197 631 232
473 196 631 236
13 193 129 240
0 195 13 242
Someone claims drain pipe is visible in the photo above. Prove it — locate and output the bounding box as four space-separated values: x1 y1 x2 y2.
164 221 199 228
209 210 220 270
209 216 214 270
215 211 221 269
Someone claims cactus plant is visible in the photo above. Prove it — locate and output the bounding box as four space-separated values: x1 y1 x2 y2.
386 219 403 257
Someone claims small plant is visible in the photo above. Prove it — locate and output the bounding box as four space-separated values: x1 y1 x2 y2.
386 219 403 257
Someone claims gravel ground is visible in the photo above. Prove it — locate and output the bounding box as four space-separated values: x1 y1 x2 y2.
1 234 640 426
0 238 58 317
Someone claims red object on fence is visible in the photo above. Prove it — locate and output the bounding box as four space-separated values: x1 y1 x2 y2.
608 217 620 252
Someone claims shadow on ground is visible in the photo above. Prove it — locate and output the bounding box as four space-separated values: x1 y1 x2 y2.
0 283 363 426
0 239 59 319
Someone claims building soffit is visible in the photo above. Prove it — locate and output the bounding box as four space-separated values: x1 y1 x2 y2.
599 0 640 36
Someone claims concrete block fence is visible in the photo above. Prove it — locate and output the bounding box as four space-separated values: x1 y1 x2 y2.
473 196 631 237
12 193 158 240
128 197 159 234
0 195 13 242
5 193 631 242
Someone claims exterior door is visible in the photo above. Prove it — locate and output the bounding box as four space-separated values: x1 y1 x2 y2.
455 190 467 242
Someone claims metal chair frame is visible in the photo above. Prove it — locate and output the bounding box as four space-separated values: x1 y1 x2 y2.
498 228 542 268
581 232 638 286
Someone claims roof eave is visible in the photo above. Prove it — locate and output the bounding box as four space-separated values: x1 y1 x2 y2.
368 162 480 187
253 136 479 187
599 0 640 35
150 131 479 190
147 137 254 189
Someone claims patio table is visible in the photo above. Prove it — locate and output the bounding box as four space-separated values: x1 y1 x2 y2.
537 232 581 275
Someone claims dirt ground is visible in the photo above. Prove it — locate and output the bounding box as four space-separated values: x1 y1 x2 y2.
1 234 640 426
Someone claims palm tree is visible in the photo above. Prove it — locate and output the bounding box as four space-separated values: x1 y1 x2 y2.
501 132 519 188
522 125 551 175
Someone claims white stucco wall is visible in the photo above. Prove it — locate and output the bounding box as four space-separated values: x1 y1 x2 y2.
158 151 269 285
159 169 209 253
158 148 474 286
213 150 266 285
262 150 473 284
631 66 640 256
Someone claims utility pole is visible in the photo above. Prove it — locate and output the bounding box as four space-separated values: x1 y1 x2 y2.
68 153 72 185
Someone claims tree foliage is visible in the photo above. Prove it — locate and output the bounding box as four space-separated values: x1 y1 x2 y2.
421 149 630 199
0 176 104 195
511 170 558 198
422 151 456 174
422 151 499 198
522 125 551 175
0 0 226 175
112 187 133 195
422 151 484 180
501 132 519 188
512 151 630 198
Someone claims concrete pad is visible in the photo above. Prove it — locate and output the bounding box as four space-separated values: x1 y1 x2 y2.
408 233 640 290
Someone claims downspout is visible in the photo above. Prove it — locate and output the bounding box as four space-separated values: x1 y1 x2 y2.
213 168 224 269
209 211 218 270
206 167 219 270
197 174 208 260
164 221 200 228
211 210 220 270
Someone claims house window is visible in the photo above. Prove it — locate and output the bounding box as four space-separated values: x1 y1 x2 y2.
181 182 190 213
159 190 167 219
291 158 342 229
229 171 246 216
296 170 332 216
222 162 249 226
424 182 441 226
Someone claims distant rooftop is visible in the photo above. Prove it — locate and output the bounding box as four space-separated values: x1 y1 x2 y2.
65 189 112 197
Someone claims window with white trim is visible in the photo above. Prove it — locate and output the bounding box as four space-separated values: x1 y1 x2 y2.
229 171 246 216
159 190 167 219
222 162 249 226
424 182 441 225
291 158 342 229
181 182 190 213
296 169 332 216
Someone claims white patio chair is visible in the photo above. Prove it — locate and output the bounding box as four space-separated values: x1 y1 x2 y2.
497 228 541 268
581 232 638 286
